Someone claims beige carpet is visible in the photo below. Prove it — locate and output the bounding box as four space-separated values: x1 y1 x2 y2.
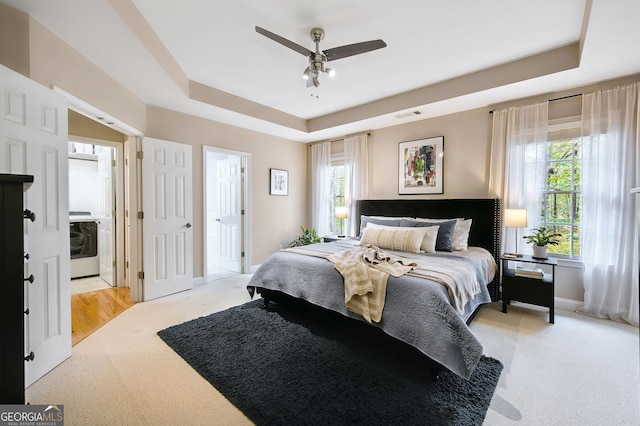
28 275 254 425
26 274 640 425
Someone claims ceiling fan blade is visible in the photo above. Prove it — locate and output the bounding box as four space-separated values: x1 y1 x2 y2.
255 26 313 57
324 39 387 62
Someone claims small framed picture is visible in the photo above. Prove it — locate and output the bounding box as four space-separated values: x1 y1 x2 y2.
398 136 444 195
269 168 288 196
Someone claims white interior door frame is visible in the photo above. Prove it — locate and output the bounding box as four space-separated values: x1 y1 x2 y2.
55 87 144 301
203 145 251 278
69 136 124 287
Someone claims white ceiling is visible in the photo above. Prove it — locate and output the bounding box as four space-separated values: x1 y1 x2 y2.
3 0 640 142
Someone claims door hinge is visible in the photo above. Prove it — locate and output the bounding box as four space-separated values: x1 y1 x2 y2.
138 271 144 280
126 261 129 269
137 150 143 159
241 209 245 215
112 260 116 268
112 159 116 167
137 211 144 220
241 251 245 258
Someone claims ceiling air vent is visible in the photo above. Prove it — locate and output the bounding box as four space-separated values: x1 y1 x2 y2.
394 110 422 119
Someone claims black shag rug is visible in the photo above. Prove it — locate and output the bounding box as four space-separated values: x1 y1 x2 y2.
158 299 502 425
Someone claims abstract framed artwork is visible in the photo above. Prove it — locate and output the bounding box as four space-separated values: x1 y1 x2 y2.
398 136 444 195
269 168 288 196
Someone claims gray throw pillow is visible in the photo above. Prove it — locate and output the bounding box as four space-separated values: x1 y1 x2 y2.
400 219 457 252
359 216 402 236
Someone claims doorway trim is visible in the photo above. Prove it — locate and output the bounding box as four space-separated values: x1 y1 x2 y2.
68 136 125 287
54 86 144 301
203 145 251 279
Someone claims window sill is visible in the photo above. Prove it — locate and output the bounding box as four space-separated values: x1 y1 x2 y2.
552 257 583 269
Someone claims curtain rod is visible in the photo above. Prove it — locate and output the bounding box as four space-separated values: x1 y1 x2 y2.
489 93 582 114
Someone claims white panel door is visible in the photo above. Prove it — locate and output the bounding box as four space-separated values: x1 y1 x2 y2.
0 65 71 386
216 157 242 272
96 145 115 285
142 137 193 301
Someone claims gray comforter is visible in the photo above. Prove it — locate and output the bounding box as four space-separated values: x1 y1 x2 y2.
247 240 494 379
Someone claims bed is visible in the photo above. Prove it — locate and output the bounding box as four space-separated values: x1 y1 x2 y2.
247 198 501 379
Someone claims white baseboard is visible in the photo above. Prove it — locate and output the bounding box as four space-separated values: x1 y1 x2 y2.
555 297 583 312
192 276 204 287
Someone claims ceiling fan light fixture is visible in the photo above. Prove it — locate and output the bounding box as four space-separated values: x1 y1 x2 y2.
255 26 386 90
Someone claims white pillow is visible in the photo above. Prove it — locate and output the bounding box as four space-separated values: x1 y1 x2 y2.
359 227 434 253
451 219 472 251
365 223 439 253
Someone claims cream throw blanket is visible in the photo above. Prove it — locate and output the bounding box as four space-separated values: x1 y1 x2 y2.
326 244 417 323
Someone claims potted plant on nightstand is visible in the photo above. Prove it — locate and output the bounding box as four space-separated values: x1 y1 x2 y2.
289 226 322 247
523 227 562 259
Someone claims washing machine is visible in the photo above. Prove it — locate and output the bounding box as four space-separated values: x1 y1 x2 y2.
70 211 99 279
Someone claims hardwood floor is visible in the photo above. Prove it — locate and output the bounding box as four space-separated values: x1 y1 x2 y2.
71 287 135 346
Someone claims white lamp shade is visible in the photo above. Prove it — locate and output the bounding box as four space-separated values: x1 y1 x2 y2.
335 206 348 219
504 208 528 227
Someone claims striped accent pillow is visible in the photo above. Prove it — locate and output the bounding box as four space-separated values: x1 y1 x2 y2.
359 227 428 253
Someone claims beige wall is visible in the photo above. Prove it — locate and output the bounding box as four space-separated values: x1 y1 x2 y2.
69 110 127 142
0 4 29 76
28 18 147 133
146 106 307 272
368 108 491 199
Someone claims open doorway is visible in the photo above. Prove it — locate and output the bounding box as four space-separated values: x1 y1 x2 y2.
204 146 251 281
68 139 122 294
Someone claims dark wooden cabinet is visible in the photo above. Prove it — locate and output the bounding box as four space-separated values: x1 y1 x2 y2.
501 255 557 323
0 174 34 404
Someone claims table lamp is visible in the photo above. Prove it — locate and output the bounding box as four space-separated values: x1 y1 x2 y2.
335 206 348 238
504 208 528 256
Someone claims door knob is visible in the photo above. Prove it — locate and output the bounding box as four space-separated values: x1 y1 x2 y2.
23 209 36 222
185 223 192 228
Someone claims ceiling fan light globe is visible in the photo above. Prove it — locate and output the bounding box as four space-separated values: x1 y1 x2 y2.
326 68 336 77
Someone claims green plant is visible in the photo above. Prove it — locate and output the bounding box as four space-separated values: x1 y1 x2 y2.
523 227 562 247
289 226 322 247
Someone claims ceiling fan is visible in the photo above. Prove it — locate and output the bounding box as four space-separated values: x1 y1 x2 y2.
255 26 387 88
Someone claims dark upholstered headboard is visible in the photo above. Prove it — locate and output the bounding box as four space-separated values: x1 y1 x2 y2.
356 198 501 300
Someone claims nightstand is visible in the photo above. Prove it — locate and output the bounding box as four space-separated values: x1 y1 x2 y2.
501 254 557 323
322 235 346 243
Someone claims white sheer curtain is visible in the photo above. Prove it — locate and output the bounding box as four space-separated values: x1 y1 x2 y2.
310 141 332 237
343 134 369 237
579 82 639 326
489 102 549 255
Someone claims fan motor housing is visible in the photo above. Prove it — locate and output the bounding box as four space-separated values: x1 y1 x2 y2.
310 28 325 42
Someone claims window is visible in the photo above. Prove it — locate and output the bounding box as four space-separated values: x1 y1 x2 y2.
329 155 345 235
531 124 582 258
